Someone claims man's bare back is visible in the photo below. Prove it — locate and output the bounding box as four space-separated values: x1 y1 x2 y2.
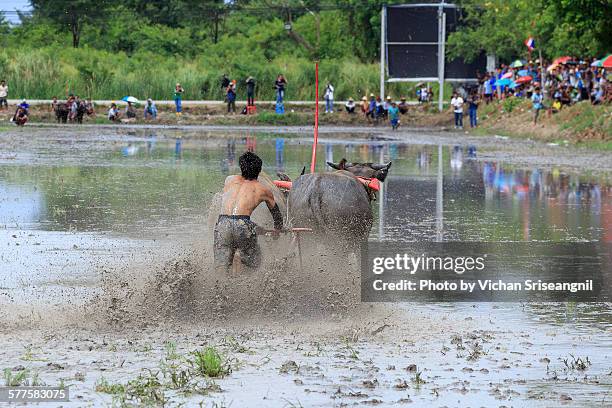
221 175 276 216
214 151 284 272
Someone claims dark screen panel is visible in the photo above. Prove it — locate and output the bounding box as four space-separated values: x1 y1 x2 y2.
446 53 487 79
386 5 485 79
388 45 438 78
387 7 438 43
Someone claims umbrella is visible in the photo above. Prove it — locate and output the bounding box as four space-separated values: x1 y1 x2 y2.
553 56 572 65
122 96 139 103
591 60 602 67
546 63 559 72
517 69 529 76
510 59 524 68
501 72 513 79
515 76 533 84
601 54 612 68
495 78 512 87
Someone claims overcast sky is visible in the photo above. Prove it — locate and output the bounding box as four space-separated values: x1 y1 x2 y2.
2 0 31 24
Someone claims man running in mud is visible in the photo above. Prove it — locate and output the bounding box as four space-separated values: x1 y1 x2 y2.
214 151 283 273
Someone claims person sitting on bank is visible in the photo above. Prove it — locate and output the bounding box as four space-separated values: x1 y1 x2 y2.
214 151 284 273
345 97 356 114
144 98 158 120
108 103 121 121
12 106 28 126
19 99 30 114
125 101 136 119
398 97 409 114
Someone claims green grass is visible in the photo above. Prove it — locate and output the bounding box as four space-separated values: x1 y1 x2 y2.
188 347 230 378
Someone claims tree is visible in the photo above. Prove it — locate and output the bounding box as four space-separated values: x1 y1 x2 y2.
30 0 111 48
447 0 610 62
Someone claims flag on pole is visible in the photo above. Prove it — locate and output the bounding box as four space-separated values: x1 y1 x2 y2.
524 37 535 50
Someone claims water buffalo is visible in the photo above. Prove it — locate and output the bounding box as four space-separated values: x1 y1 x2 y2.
286 160 391 241
288 170 374 240
55 103 69 123
326 158 392 181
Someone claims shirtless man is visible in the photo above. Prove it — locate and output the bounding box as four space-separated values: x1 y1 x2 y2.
214 151 283 273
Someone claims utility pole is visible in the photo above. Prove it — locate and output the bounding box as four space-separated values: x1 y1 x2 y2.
380 5 386 101
437 4 446 112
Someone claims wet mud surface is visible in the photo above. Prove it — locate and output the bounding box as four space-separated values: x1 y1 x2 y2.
0 126 610 406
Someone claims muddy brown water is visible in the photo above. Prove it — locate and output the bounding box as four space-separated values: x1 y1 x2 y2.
0 127 610 406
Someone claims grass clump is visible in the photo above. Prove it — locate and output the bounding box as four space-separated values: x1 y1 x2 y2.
96 373 167 406
188 347 230 378
3 368 42 387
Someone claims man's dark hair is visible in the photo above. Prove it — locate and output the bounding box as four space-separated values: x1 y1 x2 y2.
239 151 262 180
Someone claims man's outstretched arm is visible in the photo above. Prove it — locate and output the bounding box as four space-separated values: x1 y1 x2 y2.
265 189 283 230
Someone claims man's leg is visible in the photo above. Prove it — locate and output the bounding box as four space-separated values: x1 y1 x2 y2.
213 218 236 273
238 220 262 269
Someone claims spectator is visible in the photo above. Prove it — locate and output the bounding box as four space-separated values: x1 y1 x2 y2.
174 83 184 116
19 99 30 115
275 74 287 103
419 86 429 103
226 80 237 113
388 101 400 130
221 74 230 90
467 91 479 128
375 96 384 120
450 92 464 129
383 96 392 118
144 98 157 120
368 94 376 120
345 97 355 114
12 106 27 126
85 98 95 116
108 103 121 121
483 74 493 103
0 80 7 110
398 97 409 114
125 101 136 119
69 95 80 122
531 87 543 125
324 82 334 113
360 96 369 115
592 84 604 105
246 76 256 106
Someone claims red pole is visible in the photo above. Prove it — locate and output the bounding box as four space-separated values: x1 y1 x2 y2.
310 62 319 173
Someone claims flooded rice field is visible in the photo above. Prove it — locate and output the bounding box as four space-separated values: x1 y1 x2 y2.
0 126 610 407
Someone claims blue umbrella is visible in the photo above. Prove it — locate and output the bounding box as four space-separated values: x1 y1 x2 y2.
509 80 518 89
517 69 528 77
495 78 512 87
122 96 139 103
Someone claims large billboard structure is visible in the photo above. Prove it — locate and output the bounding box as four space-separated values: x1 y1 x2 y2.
380 2 487 111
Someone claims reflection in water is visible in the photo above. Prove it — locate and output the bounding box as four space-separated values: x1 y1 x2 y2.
325 143 333 170
0 136 609 244
146 134 156 156
450 145 463 173
275 138 285 173
122 144 139 156
174 137 183 159
221 139 236 175
382 145 611 243
245 133 256 152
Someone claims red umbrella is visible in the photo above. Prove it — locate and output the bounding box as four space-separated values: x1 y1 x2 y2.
515 76 533 84
601 54 612 68
553 56 572 65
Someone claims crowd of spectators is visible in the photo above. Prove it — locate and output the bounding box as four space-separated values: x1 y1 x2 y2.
474 57 610 108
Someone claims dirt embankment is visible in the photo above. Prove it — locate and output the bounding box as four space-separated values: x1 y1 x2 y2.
3 100 610 147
